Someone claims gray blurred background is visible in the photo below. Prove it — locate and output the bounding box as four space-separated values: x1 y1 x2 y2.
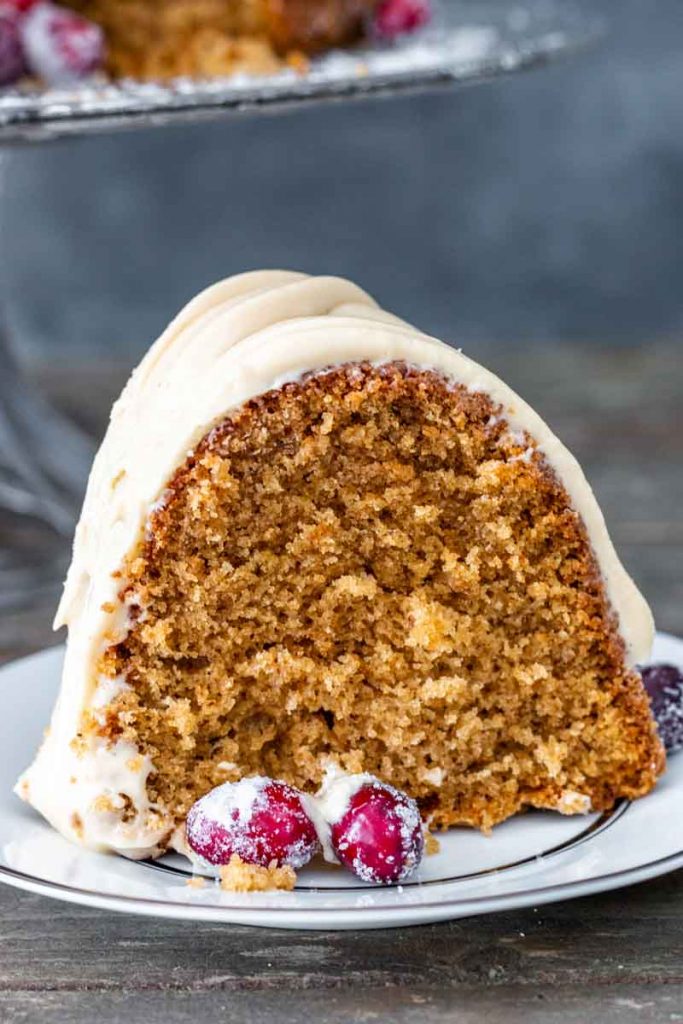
2 0 682 364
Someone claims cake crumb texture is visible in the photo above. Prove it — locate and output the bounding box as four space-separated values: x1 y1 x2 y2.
219 855 296 892
65 0 377 80
95 362 663 836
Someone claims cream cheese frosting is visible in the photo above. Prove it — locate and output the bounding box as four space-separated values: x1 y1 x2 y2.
16 270 654 858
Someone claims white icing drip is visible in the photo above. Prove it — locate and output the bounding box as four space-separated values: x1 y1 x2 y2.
18 270 654 858
316 764 376 825
15 738 168 856
91 674 129 713
508 446 535 464
503 428 527 447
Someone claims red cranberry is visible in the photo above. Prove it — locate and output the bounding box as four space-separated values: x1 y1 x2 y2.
186 777 320 869
328 778 424 884
642 663 683 753
0 8 25 84
373 0 431 41
21 2 103 85
3 0 39 14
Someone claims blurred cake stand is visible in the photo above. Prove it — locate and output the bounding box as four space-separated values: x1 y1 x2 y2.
0 0 601 609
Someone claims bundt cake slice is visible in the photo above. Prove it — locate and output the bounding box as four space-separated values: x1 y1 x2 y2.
17 270 664 858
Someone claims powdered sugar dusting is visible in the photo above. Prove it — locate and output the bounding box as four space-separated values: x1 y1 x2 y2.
656 684 683 752
184 768 425 884
327 773 425 884
186 777 320 872
200 775 266 825
642 663 683 753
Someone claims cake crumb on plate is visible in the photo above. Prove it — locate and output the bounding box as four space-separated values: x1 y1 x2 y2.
424 829 441 856
219 855 296 892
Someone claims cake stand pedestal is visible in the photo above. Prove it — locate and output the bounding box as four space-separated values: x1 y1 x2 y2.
0 0 600 608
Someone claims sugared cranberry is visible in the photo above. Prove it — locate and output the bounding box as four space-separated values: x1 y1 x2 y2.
3 0 40 15
21 2 103 85
0 8 25 85
186 777 320 869
373 0 431 41
326 776 424 884
642 663 683 753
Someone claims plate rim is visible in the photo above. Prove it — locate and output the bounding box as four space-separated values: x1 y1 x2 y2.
1 848 682 927
0 633 680 928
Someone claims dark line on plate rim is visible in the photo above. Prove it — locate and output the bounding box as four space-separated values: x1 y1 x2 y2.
0 846 681 918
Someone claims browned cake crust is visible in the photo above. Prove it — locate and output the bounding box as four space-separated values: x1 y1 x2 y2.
92 363 664 836
263 0 376 53
65 0 378 79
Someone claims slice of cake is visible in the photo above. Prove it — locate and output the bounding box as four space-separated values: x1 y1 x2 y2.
17 270 664 858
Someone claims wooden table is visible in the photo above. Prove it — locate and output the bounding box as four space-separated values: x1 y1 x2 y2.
1 341 682 1023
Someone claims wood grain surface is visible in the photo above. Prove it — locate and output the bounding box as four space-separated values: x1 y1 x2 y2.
1 341 681 1022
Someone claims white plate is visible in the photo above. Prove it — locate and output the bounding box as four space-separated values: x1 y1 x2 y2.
0 633 681 930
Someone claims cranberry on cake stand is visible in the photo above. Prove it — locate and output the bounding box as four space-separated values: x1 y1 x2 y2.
0 0 599 611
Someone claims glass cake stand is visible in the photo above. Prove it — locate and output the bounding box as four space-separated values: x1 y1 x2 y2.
0 0 601 609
